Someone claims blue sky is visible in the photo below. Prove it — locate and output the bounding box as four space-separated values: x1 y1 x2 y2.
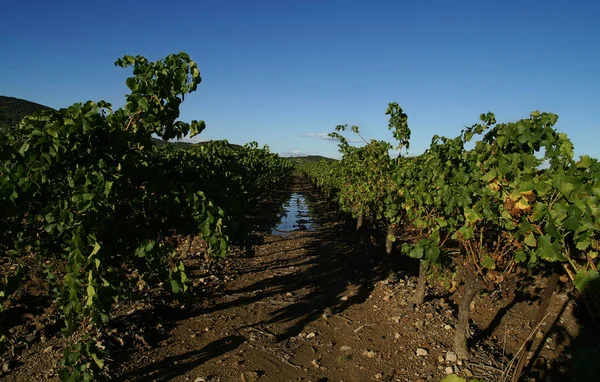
1 0 599 159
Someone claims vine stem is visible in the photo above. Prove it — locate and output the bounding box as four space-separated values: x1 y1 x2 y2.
125 109 142 131
510 271 559 382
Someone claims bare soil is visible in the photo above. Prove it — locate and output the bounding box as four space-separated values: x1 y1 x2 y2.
3 177 595 382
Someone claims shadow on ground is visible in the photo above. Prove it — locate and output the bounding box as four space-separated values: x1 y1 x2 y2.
110 176 417 378
117 335 245 382
196 177 412 341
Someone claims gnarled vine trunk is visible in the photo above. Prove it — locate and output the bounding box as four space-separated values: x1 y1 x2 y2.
412 260 430 306
511 271 560 382
356 213 363 231
453 268 484 359
385 224 396 255
183 234 193 256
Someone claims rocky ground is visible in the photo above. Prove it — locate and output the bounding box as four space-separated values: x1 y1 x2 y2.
2 177 590 381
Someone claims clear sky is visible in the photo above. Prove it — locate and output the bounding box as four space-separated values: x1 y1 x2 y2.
1 0 599 159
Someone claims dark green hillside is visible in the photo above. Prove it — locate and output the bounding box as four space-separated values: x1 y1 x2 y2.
285 155 337 166
0 96 54 129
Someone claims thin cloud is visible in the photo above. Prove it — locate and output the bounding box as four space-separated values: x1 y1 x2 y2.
300 133 361 143
280 149 309 157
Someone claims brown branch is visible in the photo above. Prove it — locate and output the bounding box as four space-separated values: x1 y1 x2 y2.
125 109 143 131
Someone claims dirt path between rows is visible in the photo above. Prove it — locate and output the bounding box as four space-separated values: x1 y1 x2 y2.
7 177 583 382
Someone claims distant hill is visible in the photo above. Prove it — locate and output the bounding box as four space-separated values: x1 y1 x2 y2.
0 96 54 129
151 137 244 150
284 155 337 165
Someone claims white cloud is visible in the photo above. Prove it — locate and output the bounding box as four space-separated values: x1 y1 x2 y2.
280 149 308 157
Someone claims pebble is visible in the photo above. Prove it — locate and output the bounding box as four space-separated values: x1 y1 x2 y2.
391 316 402 323
395 332 401 340
444 325 453 330
363 350 377 358
339 346 352 351
194 378 206 382
416 348 428 357
240 371 260 382
306 332 316 339
444 366 453 375
445 351 458 363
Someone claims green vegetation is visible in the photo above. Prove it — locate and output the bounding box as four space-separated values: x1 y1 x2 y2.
301 102 600 361
0 53 291 380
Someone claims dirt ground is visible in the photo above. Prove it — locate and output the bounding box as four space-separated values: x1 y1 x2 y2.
3 177 594 382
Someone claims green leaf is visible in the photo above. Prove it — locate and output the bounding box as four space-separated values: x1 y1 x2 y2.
536 235 564 261
514 250 527 262
464 207 482 224
481 255 496 269
573 269 599 293
138 97 149 111
89 242 101 258
524 233 537 247
17 142 30 156
408 246 424 259
170 280 180 293
86 285 96 306
90 353 105 369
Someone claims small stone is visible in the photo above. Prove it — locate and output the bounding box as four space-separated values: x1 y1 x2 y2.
375 372 384 380
240 371 260 382
194 378 207 382
416 348 428 357
286 292 293 297
394 332 401 340
536 331 544 340
438 355 444 364
339 346 352 351
306 332 316 339
444 325 453 331
445 351 458 363
457 360 463 366
391 316 402 323
341 296 348 301
445 366 453 375
363 350 377 358
311 359 321 369
43 345 54 353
